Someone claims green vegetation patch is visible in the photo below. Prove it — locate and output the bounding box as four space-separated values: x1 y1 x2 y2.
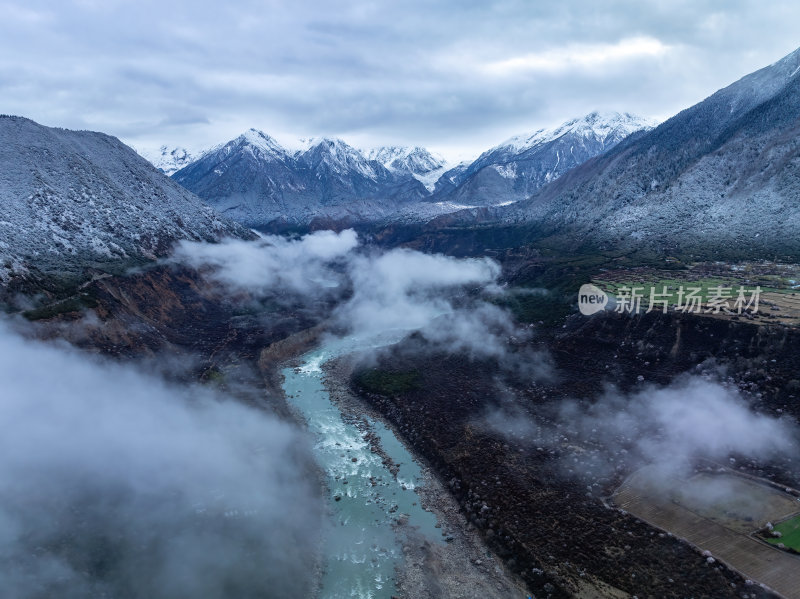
766 514 800 551
355 368 421 396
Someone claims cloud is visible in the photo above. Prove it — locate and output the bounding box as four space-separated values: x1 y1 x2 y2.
558 377 796 475
172 230 537 363
0 322 322 598
338 248 501 334
483 375 797 486
172 229 358 297
1 1 799 158
480 37 669 76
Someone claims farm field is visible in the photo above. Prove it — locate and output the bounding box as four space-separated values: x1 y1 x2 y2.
613 467 800 599
592 261 800 326
766 515 800 552
673 472 800 534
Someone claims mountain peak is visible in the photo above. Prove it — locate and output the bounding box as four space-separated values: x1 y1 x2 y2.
138 145 197 176
297 136 353 152
297 137 381 179
366 145 447 176
233 129 288 159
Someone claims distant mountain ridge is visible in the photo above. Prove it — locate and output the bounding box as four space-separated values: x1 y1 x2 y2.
138 145 197 176
485 46 800 256
365 146 448 192
429 111 657 206
172 132 432 229
169 112 652 230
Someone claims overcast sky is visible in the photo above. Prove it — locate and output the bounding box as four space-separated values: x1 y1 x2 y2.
1 0 799 161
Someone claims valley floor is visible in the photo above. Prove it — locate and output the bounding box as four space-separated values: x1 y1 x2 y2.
323 356 535 599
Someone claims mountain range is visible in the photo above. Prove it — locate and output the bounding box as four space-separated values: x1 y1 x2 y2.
155 45 800 255
431 111 656 207
171 131 432 230
166 111 652 230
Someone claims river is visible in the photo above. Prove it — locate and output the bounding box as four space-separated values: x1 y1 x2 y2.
281 332 443 599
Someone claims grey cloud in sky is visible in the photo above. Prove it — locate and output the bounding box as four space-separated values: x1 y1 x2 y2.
1 0 799 159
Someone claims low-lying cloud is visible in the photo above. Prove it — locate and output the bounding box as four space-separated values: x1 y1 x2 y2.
560 377 796 476
0 323 322 599
173 228 358 297
485 375 797 485
338 247 499 332
174 229 532 362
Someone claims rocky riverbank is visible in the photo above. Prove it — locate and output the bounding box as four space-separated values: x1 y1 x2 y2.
324 354 533 599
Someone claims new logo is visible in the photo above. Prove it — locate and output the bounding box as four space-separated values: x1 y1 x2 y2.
578 283 608 315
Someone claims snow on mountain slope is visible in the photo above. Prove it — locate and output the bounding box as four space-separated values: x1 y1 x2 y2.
366 146 448 192
0 116 249 285
138 145 198 176
366 146 446 174
298 138 384 180
168 113 651 230
174 132 429 229
430 111 656 207
496 111 657 154
485 46 800 256
235 129 292 161
431 161 471 195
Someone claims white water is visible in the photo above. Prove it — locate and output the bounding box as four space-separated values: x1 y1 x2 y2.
282 332 442 599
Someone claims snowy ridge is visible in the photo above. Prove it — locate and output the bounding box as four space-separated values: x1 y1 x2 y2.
496 111 658 154
137 145 197 176
365 146 447 174
172 131 432 228
238 129 290 159
482 45 800 254
365 146 449 192
0 116 248 284
169 112 653 226
205 128 290 163
428 111 655 207
299 138 381 179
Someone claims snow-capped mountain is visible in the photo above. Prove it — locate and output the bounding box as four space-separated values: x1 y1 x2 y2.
0 116 249 288
232 128 292 161
169 114 651 230
496 111 656 155
172 129 305 228
138 145 197 176
174 132 429 229
472 46 800 256
366 146 446 174
299 138 387 181
366 146 448 192
430 111 656 206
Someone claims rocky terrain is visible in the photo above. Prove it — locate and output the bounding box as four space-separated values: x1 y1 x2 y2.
348 306 800 598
